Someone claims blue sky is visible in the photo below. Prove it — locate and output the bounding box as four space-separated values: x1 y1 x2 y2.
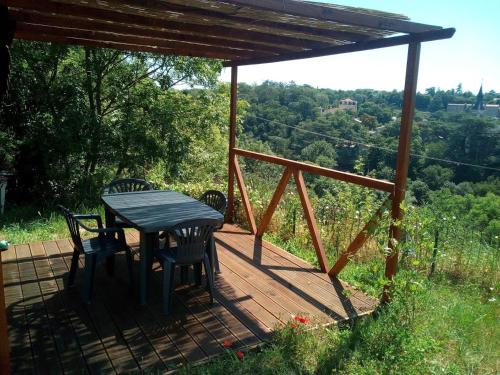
221 0 499 93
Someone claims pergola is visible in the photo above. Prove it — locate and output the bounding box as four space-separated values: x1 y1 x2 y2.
0 1 454 373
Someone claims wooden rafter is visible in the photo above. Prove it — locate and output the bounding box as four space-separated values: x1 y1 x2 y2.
11 10 298 54
227 28 455 66
222 0 440 34
5 0 331 50
15 23 265 60
42 0 347 44
0 0 453 61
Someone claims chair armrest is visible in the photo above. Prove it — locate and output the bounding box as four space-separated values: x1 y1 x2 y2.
76 219 126 243
73 214 103 229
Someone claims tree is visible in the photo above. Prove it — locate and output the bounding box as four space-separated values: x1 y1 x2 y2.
300 140 337 168
421 165 454 190
0 41 223 205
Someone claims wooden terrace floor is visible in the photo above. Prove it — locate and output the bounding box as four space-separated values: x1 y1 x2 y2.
2 224 378 374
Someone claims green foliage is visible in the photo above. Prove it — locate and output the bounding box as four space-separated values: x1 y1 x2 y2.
0 41 225 206
421 165 454 190
239 81 499 187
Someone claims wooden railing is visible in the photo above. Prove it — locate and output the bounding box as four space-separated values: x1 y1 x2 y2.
228 147 395 275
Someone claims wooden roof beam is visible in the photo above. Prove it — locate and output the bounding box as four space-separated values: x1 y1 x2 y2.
116 0 375 42
3 0 329 50
226 28 456 67
15 23 271 59
223 0 442 34
15 31 239 60
48 0 371 44
10 10 296 54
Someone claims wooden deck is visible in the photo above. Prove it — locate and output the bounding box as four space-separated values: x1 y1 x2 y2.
2 224 377 374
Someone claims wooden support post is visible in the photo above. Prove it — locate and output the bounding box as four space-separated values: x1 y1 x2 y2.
384 42 421 302
293 170 329 272
233 156 257 234
0 6 13 373
226 65 237 223
329 197 391 277
256 167 292 237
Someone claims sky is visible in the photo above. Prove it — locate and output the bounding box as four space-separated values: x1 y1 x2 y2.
220 0 500 93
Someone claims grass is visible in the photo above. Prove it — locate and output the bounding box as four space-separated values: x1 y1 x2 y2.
1 205 499 374
0 205 102 244
178 268 499 375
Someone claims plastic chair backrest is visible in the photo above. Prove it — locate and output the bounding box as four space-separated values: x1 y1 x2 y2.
58 205 83 251
104 178 153 194
199 190 227 214
167 219 219 263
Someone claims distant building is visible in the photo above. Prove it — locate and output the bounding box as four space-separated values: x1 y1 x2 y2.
483 104 500 117
446 85 499 117
447 103 471 112
320 98 358 115
339 98 357 112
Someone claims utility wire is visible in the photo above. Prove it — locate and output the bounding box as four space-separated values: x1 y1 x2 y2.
249 114 500 172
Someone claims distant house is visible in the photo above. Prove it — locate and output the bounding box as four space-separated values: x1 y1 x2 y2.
339 98 358 111
320 98 358 115
447 103 471 112
446 85 499 117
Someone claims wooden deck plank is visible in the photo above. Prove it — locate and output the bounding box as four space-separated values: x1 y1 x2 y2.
3 244 33 374
127 232 211 364
216 227 377 317
147 262 225 359
255 230 378 309
110 251 184 372
185 287 258 348
15 243 64 374
55 239 140 374
42 241 116 374
128 232 272 344
227 225 377 308
29 243 89 374
216 236 339 319
216 231 354 319
2 225 377 374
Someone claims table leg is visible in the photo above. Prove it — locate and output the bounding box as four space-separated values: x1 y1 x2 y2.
104 206 117 276
139 232 155 305
104 206 116 230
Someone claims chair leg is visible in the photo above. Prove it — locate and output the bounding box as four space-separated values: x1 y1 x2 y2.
83 254 97 304
203 254 214 304
193 263 202 286
211 236 221 274
106 254 115 277
180 265 189 284
162 261 176 315
68 249 80 287
125 248 134 286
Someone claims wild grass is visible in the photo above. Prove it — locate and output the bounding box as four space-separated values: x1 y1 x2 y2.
0 205 103 244
179 268 498 375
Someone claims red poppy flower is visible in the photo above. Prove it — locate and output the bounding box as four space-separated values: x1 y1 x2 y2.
236 351 244 360
223 339 232 348
290 323 298 329
294 315 309 324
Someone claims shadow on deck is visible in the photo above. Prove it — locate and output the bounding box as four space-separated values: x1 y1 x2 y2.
1 224 378 374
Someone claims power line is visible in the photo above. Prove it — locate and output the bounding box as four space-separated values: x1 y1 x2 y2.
249 114 500 172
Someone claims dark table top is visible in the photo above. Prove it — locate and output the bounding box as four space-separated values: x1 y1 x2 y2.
101 190 224 233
